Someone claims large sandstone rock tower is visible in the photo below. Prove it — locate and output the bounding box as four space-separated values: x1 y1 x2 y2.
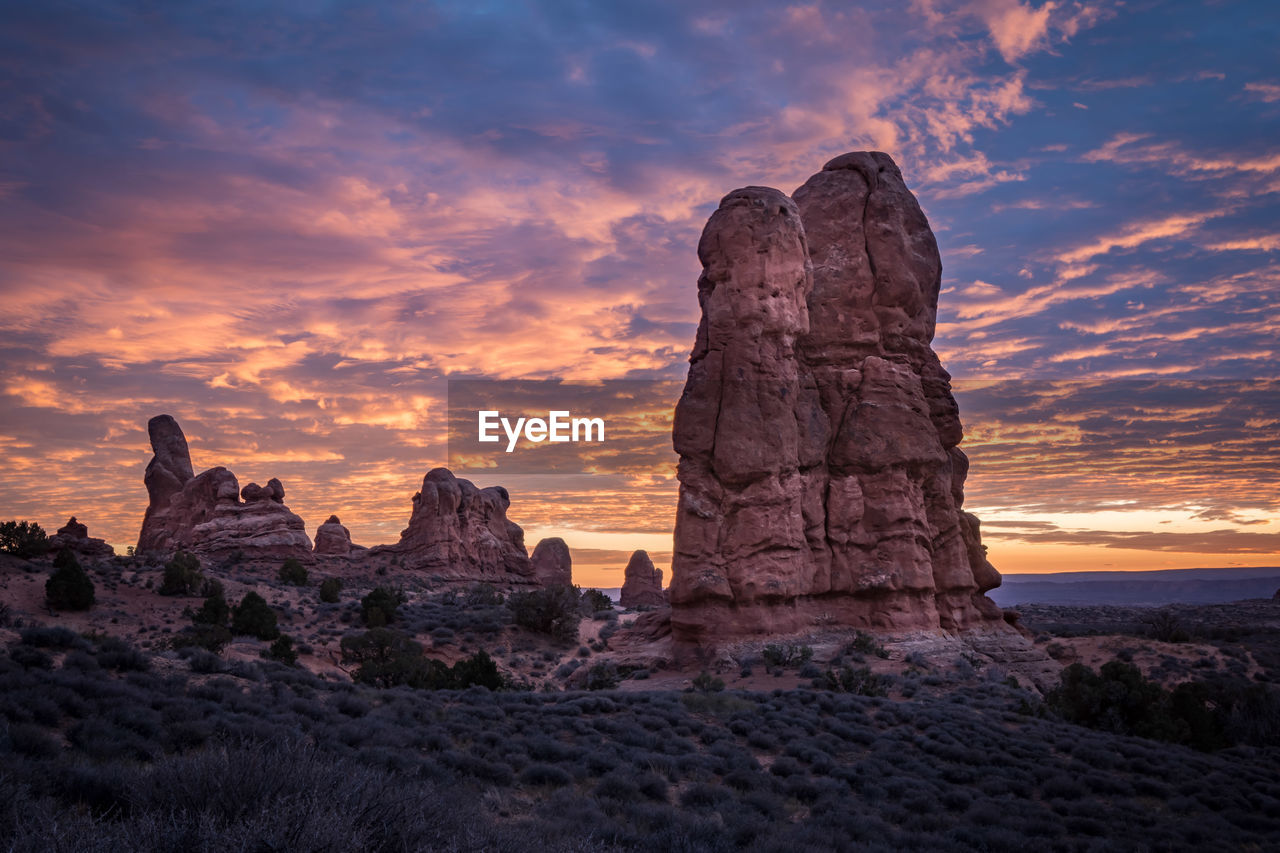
137 414 313 559
671 152 1006 648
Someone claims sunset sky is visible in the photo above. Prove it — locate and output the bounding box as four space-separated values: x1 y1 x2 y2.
2 1 1277 586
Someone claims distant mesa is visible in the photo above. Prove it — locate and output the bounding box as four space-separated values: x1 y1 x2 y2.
669 151 1048 676
136 414 313 560
531 537 572 587
50 515 114 558
314 514 364 556
620 549 665 609
370 468 537 584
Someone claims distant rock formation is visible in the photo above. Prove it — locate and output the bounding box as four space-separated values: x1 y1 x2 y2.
314 514 362 556
49 516 114 558
669 153 1015 649
621 550 665 609
135 415 312 560
371 468 535 583
531 537 572 587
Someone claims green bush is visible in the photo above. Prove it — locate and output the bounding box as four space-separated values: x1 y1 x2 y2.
585 661 620 690
171 625 232 653
45 548 95 610
691 671 725 693
0 520 50 558
1044 661 1252 749
846 631 890 659
508 585 581 643
819 666 888 696
361 586 405 627
159 551 204 596
278 558 308 586
1143 609 1190 643
581 588 613 613
340 630 504 690
319 577 342 603
450 650 504 690
464 583 503 606
231 591 280 640
763 643 813 669
192 583 230 627
265 634 298 665
341 629 446 688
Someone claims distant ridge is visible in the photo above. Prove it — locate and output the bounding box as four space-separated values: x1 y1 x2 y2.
989 567 1280 607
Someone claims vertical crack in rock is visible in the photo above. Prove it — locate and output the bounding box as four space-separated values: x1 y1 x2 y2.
671 152 1035 664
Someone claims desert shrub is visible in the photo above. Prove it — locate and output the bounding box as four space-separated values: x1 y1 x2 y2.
20 626 88 650
192 584 230 627
763 643 813 669
341 629 444 689
519 763 573 787
159 551 204 596
171 625 232 653
10 646 53 669
508 585 581 643
1144 609 1191 643
451 650 504 690
45 549 95 611
1045 661 1235 748
581 589 613 613
319 577 342 603
585 662 620 691
6 722 61 758
184 648 227 673
361 586 405 627
464 583 503 606
847 631 890 659
691 671 725 693
819 666 888 696
265 634 298 665
95 637 149 672
278 558 308 586
0 520 49 558
231 592 280 640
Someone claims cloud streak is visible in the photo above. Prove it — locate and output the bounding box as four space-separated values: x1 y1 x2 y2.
0 0 1276 581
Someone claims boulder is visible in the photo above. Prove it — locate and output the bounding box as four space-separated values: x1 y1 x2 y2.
531 537 572 587
669 153 1020 651
135 415 312 560
314 514 363 556
371 468 535 583
49 516 114 558
621 550 666 609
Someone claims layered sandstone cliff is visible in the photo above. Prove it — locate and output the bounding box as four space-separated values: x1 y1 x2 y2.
670 152 1010 648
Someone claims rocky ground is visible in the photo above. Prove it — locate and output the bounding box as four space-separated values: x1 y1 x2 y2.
5 549 1280 851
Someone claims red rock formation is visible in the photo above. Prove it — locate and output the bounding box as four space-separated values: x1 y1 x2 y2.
620 550 665 609
531 537 572 587
49 516 114 558
670 153 1012 649
372 468 535 583
135 415 312 560
314 514 363 556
